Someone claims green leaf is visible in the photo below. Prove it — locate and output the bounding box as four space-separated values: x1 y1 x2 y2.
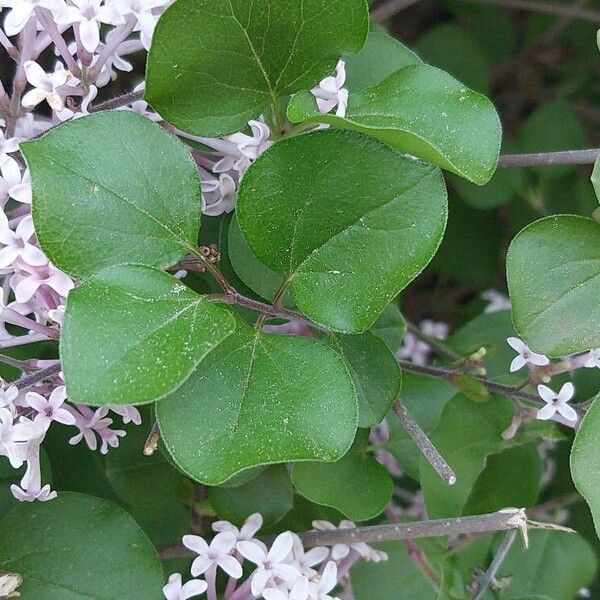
22 111 201 277
507 214 600 356
496 530 596 599
156 320 358 485
420 394 513 518
287 65 501 185
209 464 293 527
592 155 600 201
228 214 286 303
291 429 392 521
464 444 542 515
61 264 236 406
106 419 192 545
344 25 422 91
145 0 369 136
370 303 406 352
236 130 447 332
327 332 401 427
0 492 163 599
415 23 490 93
571 392 600 538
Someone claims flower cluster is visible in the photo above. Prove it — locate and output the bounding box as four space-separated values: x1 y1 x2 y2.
396 319 449 365
163 514 387 600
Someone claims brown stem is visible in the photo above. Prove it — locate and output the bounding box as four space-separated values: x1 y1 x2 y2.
498 148 599 167
14 363 62 392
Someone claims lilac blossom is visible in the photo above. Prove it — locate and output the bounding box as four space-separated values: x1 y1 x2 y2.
25 385 76 431
162 574 207 600
537 382 578 423
183 531 243 579
507 337 550 372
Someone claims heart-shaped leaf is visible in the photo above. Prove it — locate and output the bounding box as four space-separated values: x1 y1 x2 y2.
156 320 358 485
507 215 600 356
327 332 401 427
61 264 236 406
145 0 369 136
236 129 447 332
22 111 201 277
0 492 164 598
291 429 392 521
287 65 501 184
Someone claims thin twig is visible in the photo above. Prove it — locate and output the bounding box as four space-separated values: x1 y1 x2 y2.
406 320 463 363
14 363 62 392
88 89 144 113
394 399 457 485
472 529 517 600
457 0 600 22
498 148 599 168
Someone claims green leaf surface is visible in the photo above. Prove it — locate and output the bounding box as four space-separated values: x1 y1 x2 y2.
145 0 368 136
209 464 293 527
343 25 422 91
420 394 513 518
327 332 401 427
291 429 392 521
592 155 600 202
237 130 447 332
156 320 358 485
287 65 501 184
0 492 163 599
106 420 192 545
497 530 596 599
61 264 236 406
571 392 600 538
507 214 600 356
370 302 406 352
22 111 200 277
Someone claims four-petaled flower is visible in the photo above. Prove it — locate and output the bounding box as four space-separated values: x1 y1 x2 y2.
183 531 243 579
25 386 76 432
238 531 301 596
308 561 340 600
506 337 549 372
584 348 600 369
311 60 348 117
21 61 72 112
162 573 207 600
0 213 47 268
263 577 310 600
213 511 263 543
0 408 39 468
537 382 578 423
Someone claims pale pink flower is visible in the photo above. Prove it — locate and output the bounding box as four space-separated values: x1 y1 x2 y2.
11 260 74 303
264 578 310 600
25 386 76 431
22 61 72 112
311 60 348 117
0 408 39 468
537 382 578 423
507 337 550 372
162 573 207 600
10 441 57 502
212 512 263 543
183 532 243 579
308 561 339 600
0 213 47 268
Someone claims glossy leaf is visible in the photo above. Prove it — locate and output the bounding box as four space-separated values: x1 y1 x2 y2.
209 465 293 527
287 65 501 184
237 130 447 332
0 492 163 599
61 264 236 406
571 392 600 537
156 320 358 485
592 154 600 201
344 25 422 91
327 332 401 427
507 215 600 356
291 429 392 521
370 303 406 352
420 394 513 518
22 111 201 277
106 420 192 545
145 0 369 136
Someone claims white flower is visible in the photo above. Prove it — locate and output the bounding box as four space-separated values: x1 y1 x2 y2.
0 573 22 598
0 130 19 161
481 289 511 313
290 534 328 576
107 404 142 425
0 386 18 409
21 61 72 112
0 157 32 205
420 319 449 340
109 0 166 49
308 562 339 600
55 85 98 122
201 173 236 216
395 332 429 365
65 404 126 453
162 573 207 600
311 60 348 117
25 386 75 431
0 213 47 268
506 337 549 372
55 0 124 52
183 531 243 579
238 532 301 596
584 349 600 369
225 119 273 162
311 521 386 563
213 512 263 543
537 382 578 423
10 441 57 502
0 0 43 36
47 305 65 325
0 408 39 468
10 261 74 303
263 577 310 600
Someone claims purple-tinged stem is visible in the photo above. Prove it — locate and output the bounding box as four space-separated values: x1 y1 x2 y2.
34 7 80 76
1 308 59 339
